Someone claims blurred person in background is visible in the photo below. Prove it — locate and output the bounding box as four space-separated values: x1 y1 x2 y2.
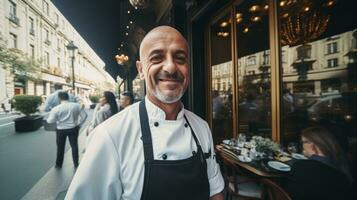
86 91 118 143
47 91 82 168
119 91 134 111
287 126 353 200
44 84 77 112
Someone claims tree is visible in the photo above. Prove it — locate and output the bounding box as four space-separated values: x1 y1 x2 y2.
0 34 41 81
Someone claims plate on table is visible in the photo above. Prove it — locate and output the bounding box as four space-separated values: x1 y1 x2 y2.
238 155 252 163
268 161 291 171
222 140 230 145
291 153 307 160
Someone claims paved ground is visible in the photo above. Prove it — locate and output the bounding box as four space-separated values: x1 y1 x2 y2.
0 109 92 200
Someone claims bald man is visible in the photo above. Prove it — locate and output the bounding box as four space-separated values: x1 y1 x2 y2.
65 26 224 200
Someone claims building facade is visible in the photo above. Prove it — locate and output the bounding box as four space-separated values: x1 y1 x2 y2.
0 0 115 108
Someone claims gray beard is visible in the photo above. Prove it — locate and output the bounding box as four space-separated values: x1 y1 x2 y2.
152 86 184 104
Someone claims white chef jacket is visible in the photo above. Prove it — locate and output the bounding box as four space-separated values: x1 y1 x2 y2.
65 97 224 200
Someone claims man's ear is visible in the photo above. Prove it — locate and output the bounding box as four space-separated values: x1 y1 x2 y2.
136 60 145 80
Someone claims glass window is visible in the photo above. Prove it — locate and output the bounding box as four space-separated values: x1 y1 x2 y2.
327 42 338 54
9 33 17 48
236 0 271 138
9 1 16 16
45 52 49 66
327 58 338 68
30 44 35 59
43 1 49 15
57 57 60 68
280 0 357 143
209 12 233 144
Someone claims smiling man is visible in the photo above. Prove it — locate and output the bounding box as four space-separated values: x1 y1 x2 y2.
65 26 224 200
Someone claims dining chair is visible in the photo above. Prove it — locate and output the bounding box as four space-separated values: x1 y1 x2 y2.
260 178 292 200
217 152 263 200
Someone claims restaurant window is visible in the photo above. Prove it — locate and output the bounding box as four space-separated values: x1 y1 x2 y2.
235 0 272 138
280 0 357 144
209 11 234 144
327 42 338 54
327 58 338 68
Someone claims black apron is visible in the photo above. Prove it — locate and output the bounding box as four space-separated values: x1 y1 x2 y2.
139 100 210 200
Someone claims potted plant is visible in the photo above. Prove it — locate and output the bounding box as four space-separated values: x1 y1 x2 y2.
13 95 43 132
89 95 100 109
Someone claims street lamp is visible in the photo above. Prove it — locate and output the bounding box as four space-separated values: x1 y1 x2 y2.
115 53 133 93
66 41 78 91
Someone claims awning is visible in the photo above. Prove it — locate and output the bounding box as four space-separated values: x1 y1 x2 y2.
42 73 67 84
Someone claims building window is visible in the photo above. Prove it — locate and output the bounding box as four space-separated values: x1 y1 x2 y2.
9 1 19 25
247 56 256 66
327 42 338 54
44 29 51 45
57 57 60 68
55 13 59 25
45 52 50 66
29 17 35 35
30 44 35 59
327 58 338 68
9 33 17 48
43 0 49 15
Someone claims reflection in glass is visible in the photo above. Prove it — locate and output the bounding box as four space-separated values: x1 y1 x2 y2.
235 0 271 138
280 0 357 143
210 13 233 144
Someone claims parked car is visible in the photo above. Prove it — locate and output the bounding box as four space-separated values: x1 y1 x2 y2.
307 92 357 137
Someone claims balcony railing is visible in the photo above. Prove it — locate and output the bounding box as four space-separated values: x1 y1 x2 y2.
9 14 19 25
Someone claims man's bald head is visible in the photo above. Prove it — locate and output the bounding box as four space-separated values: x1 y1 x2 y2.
139 26 188 61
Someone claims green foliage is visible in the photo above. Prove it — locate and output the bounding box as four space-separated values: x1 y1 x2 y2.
13 95 42 116
89 95 100 103
0 35 41 81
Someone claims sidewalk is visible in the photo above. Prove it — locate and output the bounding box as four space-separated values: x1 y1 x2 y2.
21 122 88 200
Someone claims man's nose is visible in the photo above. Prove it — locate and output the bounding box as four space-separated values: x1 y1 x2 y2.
162 55 177 74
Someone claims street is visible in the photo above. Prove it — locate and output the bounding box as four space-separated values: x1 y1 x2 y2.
0 109 93 200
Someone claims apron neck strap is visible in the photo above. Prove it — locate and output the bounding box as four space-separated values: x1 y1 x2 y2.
139 99 201 161
139 100 155 161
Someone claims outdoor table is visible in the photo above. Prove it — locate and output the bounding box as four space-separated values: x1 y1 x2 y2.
216 144 295 178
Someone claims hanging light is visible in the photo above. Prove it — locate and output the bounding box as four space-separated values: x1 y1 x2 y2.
249 5 260 12
251 16 261 22
129 0 149 9
220 21 229 27
243 27 249 33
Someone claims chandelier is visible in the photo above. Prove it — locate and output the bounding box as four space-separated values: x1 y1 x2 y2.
280 0 336 46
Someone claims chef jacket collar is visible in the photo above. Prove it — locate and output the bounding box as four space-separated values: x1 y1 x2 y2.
145 96 185 121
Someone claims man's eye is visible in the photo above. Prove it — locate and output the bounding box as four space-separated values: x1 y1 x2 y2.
175 56 187 64
150 55 163 63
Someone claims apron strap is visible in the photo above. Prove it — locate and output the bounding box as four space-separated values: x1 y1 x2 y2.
139 100 155 161
183 115 201 146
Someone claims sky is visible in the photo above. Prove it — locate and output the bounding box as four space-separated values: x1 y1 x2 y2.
51 0 124 80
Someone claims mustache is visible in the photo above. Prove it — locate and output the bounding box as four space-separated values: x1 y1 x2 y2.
155 71 184 82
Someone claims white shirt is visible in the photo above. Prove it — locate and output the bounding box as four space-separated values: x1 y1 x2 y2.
87 103 112 133
47 101 81 130
65 97 224 200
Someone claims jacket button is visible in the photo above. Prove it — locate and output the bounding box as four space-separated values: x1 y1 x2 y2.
184 123 188 128
154 122 159 127
162 154 167 160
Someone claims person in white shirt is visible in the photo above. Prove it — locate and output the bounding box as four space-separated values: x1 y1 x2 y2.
65 26 224 200
47 91 81 168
